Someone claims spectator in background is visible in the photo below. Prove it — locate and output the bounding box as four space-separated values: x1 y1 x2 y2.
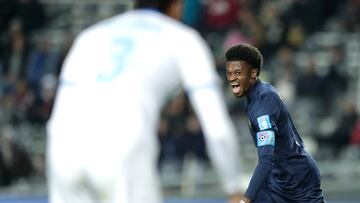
235 7 264 47
26 39 60 93
0 125 33 186
176 113 208 164
339 0 360 32
158 96 209 178
0 0 17 68
181 0 203 29
157 117 175 169
0 0 17 35
158 92 189 170
0 0 46 69
257 0 286 53
200 0 243 65
0 90 18 125
323 45 348 112
1 19 30 83
316 99 358 158
289 0 333 34
201 0 240 32
7 79 29 124
350 118 360 146
26 74 57 125
295 57 326 126
14 0 46 35
285 20 305 48
271 46 296 108
296 57 324 98
0 78 30 126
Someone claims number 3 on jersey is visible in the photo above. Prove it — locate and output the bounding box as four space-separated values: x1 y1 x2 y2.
97 37 133 82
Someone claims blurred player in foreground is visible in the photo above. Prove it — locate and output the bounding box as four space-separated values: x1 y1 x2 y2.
47 0 243 202
225 43 326 203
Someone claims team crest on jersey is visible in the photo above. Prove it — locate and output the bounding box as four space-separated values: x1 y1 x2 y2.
256 130 275 147
257 115 272 130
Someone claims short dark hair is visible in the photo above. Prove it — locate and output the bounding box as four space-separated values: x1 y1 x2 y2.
135 0 178 14
225 43 263 75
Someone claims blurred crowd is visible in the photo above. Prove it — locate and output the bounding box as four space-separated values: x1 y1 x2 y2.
0 0 359 187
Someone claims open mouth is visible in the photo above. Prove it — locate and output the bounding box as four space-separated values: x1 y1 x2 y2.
231 84 241 95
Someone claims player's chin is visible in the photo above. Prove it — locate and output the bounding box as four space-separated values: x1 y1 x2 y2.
233 92 244 98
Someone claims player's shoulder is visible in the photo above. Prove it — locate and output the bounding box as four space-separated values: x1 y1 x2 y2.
75 10 135 38
257 81 281 102
74 20 107 45
161 14 202 42
250 81 283 115
127 9 201 41
248 81 282 120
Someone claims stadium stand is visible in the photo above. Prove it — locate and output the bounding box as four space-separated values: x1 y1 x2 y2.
0 0 359 201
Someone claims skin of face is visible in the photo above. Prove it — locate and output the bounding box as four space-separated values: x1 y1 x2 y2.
167 0 183 20
226 60 258 98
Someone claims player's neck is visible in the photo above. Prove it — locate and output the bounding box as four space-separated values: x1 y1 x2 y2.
246 79 260 101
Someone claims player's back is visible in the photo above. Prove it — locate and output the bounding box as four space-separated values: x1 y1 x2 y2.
48 9 218 153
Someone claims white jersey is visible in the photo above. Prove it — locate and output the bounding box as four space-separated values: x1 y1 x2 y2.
47 9 242 203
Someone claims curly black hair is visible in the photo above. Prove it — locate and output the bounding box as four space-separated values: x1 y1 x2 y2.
225 43 263 76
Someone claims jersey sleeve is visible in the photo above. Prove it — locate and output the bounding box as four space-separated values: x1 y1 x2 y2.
59 31 95 85
176 30 243 195
245 92 281 200
176 30 221 91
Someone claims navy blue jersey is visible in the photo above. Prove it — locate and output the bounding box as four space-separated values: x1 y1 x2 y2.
245 80 325 202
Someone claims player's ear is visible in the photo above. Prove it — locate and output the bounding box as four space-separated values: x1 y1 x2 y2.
251 68 258 79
